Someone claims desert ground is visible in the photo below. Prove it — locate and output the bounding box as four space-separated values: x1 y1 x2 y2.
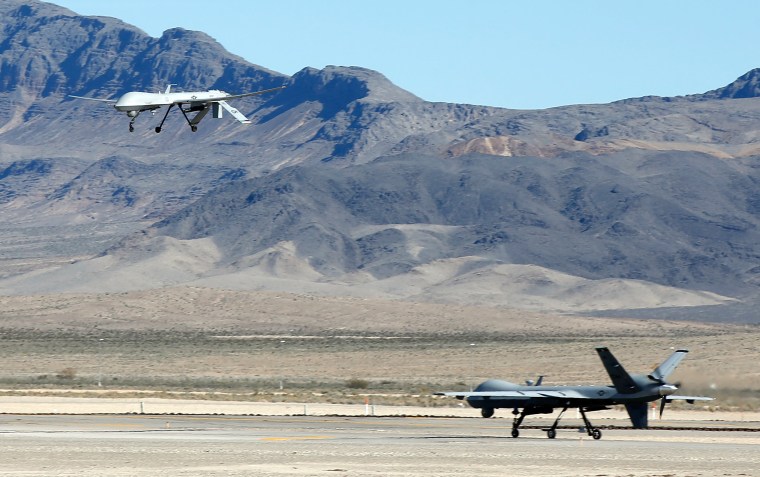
0 287 757 410
1 287 759 476
1 414 759 477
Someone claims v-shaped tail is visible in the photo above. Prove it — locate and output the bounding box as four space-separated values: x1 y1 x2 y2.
648 349 688 383
595 347 641 394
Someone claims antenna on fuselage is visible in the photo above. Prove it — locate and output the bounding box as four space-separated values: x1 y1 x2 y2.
525 375 544 386
164 84 177 94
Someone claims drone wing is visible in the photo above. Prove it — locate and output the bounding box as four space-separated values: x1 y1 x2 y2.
68 95 118 103
213 85 286 102
435 389 591 400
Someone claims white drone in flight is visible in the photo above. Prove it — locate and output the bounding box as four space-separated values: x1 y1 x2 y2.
70 84 285 133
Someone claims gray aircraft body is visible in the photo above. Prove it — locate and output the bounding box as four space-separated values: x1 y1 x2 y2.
436 347 712 439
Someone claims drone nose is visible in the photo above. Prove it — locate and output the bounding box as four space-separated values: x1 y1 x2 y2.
659 384 678 396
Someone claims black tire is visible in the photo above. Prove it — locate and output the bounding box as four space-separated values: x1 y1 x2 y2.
592 429 602 440
511 429 519 438
547 429 556 439
191 125 198 132
481 408 494 418
155 127 161 133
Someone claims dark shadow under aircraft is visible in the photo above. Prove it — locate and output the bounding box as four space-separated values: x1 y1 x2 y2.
436 347 712 440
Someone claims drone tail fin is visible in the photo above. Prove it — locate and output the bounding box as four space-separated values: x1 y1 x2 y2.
625 402 649 428
648 349 688 382
595 347 642 394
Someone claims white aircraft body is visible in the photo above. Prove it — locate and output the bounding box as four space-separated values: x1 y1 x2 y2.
69 84 285 133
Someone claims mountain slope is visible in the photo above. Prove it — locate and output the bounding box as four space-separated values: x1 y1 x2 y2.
3 151 751 315
0 1 285 99
5 0 760 169
3 1 760 319
127 151 760 297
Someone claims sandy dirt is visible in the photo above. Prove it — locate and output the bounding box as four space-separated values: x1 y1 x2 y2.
0 287 757 408
0 287 758 476
0 288 760 393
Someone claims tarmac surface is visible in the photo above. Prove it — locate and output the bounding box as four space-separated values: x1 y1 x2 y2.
1 414 759 476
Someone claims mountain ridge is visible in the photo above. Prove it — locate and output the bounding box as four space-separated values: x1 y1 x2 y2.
2 1 760 320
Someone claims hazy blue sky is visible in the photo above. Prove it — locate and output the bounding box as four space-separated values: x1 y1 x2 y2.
52 1 760 109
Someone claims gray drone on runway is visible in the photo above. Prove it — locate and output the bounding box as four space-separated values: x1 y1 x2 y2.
436 347 712 440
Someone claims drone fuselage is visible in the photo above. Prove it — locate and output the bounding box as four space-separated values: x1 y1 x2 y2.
114 90 230 113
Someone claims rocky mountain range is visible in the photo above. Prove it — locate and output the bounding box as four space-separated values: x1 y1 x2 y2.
3 0 760 321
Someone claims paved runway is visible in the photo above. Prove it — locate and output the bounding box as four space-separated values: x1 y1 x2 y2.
1 414 759 476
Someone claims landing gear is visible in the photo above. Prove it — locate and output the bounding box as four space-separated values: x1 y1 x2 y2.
544 406 603 440
153 103 206 133
179 104 207 132
510 408 529 438
510 406 554 438
578 407 603 440
154 104 175 133
128 111 139 132
545 406 568 439
481 407 494 418
510 406 605 439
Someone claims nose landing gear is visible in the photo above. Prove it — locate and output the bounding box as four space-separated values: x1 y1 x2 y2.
127 111 139 132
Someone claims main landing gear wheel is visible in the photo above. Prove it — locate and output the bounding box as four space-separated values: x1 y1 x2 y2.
129 124 134 132
191 125 198 132
591 428 602 440
481 408 494 418
155 126 162 133
511 429 519 438
546 429 556 439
